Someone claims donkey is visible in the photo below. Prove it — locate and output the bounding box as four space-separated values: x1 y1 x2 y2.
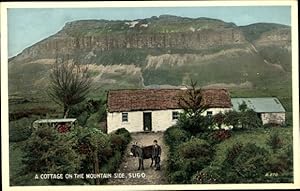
130 142 154 170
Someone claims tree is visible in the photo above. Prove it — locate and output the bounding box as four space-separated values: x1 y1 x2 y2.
48 58 92 118
177 80 212 134
178 79 209 116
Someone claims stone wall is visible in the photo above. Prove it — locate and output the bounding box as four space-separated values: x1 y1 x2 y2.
261 112 285 125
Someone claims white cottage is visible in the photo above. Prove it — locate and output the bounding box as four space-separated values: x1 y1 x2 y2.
231 97 286 125
106 89 232 133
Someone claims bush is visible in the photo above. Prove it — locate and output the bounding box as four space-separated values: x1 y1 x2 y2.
191 166 222 184
208 129 231 144
267 132 283 151
77 111 89 126
224 109 262 130
22 126 82 184
164 126 190 149
265 145 293 174
212 112 226 128
100 150 122 173
178 138 213 160
221 143 270 183
177 113 213 134
9 117 34 142
110 134 126 151
114 128 132 145
167 138 215 183
223 110 240 128
86 111 102 129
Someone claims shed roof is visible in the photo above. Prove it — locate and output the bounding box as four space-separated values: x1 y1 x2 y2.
107 88 232 112
33 118 77 124
231 97 285 113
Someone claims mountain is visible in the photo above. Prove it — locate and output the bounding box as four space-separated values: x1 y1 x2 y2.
8 15 291 99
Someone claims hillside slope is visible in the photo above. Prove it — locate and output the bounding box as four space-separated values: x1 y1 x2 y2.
8 15 291 99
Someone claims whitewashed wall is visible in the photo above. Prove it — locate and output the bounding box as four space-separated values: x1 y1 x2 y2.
107 107 231 133
261 112 285 125
107 111 142 133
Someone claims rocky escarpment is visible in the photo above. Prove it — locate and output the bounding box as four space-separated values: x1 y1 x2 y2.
8 15 292 97
11 16 246 63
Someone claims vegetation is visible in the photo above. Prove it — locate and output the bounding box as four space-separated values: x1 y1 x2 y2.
9 117 34 142
48 58 92 118
164 83 293 184
164 124 293 184
9 91 130 186
10 125 131 186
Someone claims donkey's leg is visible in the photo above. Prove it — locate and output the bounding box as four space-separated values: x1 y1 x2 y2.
141 159 144 170
138 158 141 170
150 157 153 167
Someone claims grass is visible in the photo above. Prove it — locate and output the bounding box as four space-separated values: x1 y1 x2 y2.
9 143 24 178
212 127 293 167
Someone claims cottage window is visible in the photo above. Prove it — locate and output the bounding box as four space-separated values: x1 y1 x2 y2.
122 113 128 122
172 111 179 120
207 111 213 117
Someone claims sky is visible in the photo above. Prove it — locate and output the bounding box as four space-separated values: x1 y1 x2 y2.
7 6 291 57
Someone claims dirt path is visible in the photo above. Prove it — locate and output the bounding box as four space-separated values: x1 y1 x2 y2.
106 132 169 185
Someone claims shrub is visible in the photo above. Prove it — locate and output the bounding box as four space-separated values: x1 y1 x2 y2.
76 111 89 126
267 132 284 151
86 111 101 129
239 110 262 129
177 113 213 134
110 134 125 151
164 126 190 149
178 138 213 160
114 128 132 145
208 129 231 144
191 166 222 184
169 170 188 184
9 117 34 142
22 126 82 184
167 138 215 183
223 110 240 129
224 109 262 130
265 145 293 174
212 112 226 128
221 143 270 183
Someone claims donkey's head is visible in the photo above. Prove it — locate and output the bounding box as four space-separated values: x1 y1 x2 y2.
130 142 139 157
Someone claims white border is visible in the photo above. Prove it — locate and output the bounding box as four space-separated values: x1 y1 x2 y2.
1 1 299 190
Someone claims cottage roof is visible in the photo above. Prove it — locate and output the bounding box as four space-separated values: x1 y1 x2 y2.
231 97 286 113
107 89 232 112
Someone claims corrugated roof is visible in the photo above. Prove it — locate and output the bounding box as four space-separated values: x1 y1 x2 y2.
231 97 285 113
107 89 232 112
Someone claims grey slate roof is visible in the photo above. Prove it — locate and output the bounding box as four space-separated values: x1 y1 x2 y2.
231 97 285 113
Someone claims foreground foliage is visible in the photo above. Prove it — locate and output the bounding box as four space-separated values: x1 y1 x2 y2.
164 125 293 184
10 126 131 185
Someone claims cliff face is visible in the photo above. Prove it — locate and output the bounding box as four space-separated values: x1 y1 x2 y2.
13 27 246 63
8 15 292 97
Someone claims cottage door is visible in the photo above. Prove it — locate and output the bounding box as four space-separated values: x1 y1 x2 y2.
143 112 152 131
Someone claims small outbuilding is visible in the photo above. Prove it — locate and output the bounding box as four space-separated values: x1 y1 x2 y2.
32 118 77 129
231 97 286 125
